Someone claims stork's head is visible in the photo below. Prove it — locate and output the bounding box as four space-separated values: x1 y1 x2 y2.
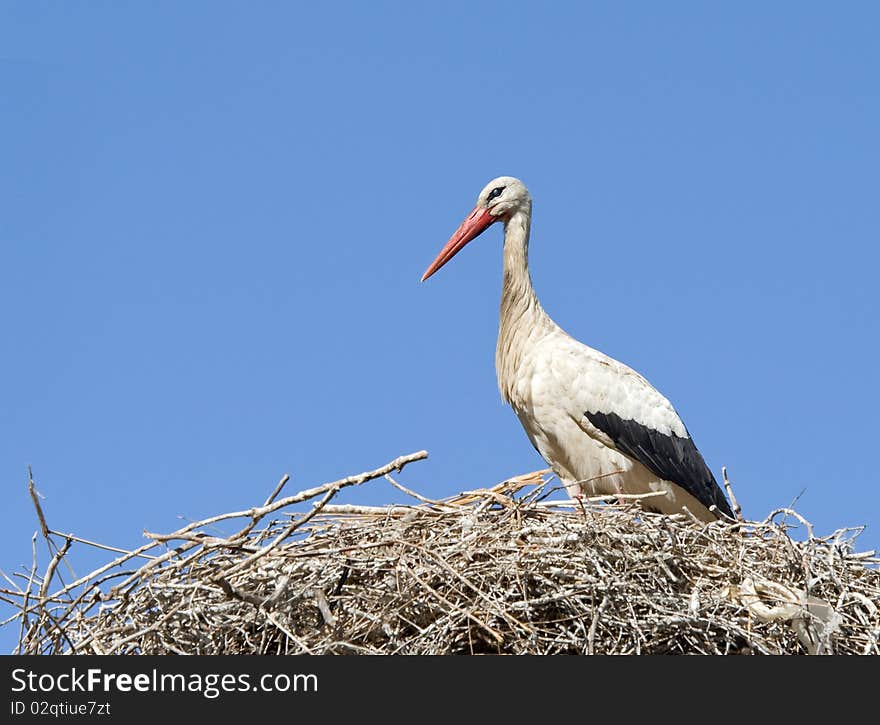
421 176 530 282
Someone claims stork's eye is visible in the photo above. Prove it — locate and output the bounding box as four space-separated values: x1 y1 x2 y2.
487 186 505 201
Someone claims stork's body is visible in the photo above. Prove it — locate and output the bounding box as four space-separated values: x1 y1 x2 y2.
422 177 732 522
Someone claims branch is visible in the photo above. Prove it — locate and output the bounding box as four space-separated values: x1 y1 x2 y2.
722 466 744 522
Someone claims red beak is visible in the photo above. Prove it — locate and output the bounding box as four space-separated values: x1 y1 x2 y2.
421 206 497 282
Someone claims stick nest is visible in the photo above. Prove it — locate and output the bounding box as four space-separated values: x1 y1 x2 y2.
5 451 879 655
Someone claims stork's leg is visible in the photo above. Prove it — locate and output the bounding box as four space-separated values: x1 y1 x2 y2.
572 490 592 519
615 480 627 508
563 479 591 517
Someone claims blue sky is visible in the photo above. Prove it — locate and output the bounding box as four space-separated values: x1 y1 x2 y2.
2 3 878 651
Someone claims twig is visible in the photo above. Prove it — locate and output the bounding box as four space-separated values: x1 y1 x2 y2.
217 484 341 580
215 577 264 607
722 466 744 522
28 467 49 539
264 611 313 654
264 474 291 507
37 538 72 602
315 504 422 516
17 533 39 653
262 574 291 611
313 589 336 626
146 450 429 544
385 474 453 508
534 491 669 507
48 531 156 559
588 596 608 655
767 508 816 540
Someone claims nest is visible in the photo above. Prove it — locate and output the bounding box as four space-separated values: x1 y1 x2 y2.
4 451 879 655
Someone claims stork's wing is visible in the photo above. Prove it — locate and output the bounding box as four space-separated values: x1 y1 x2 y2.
583 410 733 518
549 336 733 519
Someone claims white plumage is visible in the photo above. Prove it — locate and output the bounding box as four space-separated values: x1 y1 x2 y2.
422 176 733 522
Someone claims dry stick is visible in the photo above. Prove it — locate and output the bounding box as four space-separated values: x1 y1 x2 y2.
453 479 535 508
26 606 77 656
261 574 291 611
722 466 744 522
385 474 454 509
527 471 567 500
264 611 313 654
222 536 394 562
28 538 167 614
37 538 72 602
587 595 608 655
87 453 429 620
227 474 294 545
0 604 26 626
766 508 816 540
534 491 669 508
27 471 81 599
35 451 428 610
145 450 428 545
17 533 39 653
211 451 429 580
30 469 151 560
66 622 127 655
313 589 336 627
215 578 264 607
263 473 291 507
26 474 81 608
461 488 520 511
31 569 139 641
48 531 156 559
17 474 165 625
107 542 203 601
0 569 21 594
517 476 556 506
28 468 49 539
316 504 424 516
91 600 186 656
217 484 342 582
493 468 552 490
572 469 627 489
70 618 106 656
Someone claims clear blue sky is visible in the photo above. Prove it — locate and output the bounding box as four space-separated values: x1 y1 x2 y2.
2 3 878 652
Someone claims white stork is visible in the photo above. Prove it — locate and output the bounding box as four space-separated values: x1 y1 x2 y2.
421 176 733 522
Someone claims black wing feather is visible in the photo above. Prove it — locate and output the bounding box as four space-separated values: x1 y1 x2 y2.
585 410 733 518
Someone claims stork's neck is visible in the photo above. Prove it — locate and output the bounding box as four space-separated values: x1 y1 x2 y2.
496 206 555 404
